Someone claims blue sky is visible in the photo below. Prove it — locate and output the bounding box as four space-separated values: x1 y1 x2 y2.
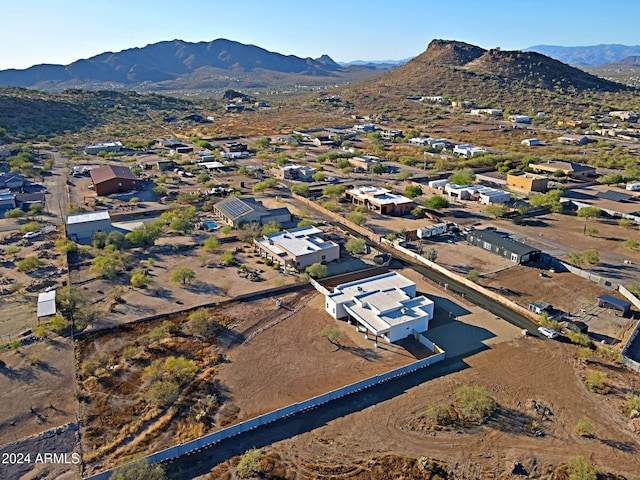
2 0 640 70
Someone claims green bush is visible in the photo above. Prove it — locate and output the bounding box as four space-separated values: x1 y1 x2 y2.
565 330 591 347
20 222 42 234
455 385 496 424
576 417 595 437
16 256 44 272
622 393 640 418
148 380 180 407
237 449 262 478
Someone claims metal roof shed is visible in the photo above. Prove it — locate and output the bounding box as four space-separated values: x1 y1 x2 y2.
37 290 56 318
598 294 631 316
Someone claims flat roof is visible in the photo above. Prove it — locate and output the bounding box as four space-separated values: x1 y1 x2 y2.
346 293 433 335
468 229 541 256
329 271 415 305
66 210 111 225
598 294 631 309
37 290 56 317
255 226 338 257
347 186 413 206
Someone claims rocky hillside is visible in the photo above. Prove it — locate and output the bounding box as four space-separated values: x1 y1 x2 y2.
338 39 637 114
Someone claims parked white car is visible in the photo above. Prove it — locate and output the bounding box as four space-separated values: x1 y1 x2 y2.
538 326 558 339
22 231 41 239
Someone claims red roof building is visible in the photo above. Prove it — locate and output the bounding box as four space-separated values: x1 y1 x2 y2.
90 165 139 196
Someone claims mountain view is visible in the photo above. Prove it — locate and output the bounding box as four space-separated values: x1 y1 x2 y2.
525 43 640 66
340 39 633 114
0 38 389 92
2 25 640 480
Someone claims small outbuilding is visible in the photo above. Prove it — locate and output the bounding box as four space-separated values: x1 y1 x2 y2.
66 210 112 242
467 229 541 264
37 290 56 319
598 294 631 317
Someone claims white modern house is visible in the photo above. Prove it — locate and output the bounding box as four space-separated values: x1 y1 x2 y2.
325 272 434 344
254 226 340 271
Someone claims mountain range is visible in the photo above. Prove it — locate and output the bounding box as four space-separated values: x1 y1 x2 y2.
524 44 640 66
0 38 389 92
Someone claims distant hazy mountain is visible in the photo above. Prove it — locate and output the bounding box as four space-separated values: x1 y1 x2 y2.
0 38 387 92
338 58 412 68
524 44 640 66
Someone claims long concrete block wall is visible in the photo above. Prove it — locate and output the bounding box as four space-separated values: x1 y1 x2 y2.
618 285 640 310
84 350 445 480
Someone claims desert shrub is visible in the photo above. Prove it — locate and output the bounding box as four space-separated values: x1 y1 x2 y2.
424 402 457 426
576 417 595 437
143 356 197 384
80 354 108 376
55 238 77 253
110 458 166 480
622 393 640 418
20 222 41 234
121 346 138 362
148 380 180 407
237 448 262 478
466 269 480 282
585 370 609 394
16 256 44 272
567 455 597 480
182 308 221 340
50 312 71 332
170 267 196 285
220 251 235 266
305 262 328 279
578 347 593 363
345 212 367 226
595 345 621 363
130 269 150 288
455 385 496 424
202 237 220 252
539 313 561 331
345 237 366 255
565 330 591 347
320 201 340 212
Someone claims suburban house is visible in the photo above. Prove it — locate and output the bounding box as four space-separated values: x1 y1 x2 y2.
222 142 248 153
609 111 639 123
345 186 414 215
66 210 113 242
530 161 596 180
353 124 375 133
466 229 541 264
0 193 16 211
212 196 291 227
348 155 381 171
409 137 432 146
312 136 335 147
506 172 549 194
0 173 26 191
470 108 503 117
452 144 487 157
557 134 589 145
85 141 123 155
15 192 46 211
379 128 403 140
443 184 511 204
159 139 185 149
273 164 316 181
254 226 340 271
90 165 139 196
325 271 435 344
